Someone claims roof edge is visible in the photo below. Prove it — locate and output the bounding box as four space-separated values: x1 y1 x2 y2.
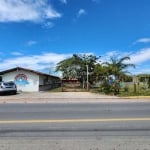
0 67 60 79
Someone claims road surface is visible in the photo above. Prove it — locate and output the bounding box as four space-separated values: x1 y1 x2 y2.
0 102 150 149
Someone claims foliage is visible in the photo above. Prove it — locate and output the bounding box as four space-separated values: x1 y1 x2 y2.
99 79 114 94
103 56 135 80
118 83 150 96
138 74 150 88
56 54 100 84
122 74 133 82
148 78 150 88
98 56 135 94
56 54 135 94
99 78 122 95
92 82 150 96
56 54 82 79
92 64 109 82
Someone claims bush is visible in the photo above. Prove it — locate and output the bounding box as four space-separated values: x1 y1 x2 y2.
99 80 114 94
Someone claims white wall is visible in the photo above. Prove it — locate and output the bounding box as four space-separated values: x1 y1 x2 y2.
2 70 39 92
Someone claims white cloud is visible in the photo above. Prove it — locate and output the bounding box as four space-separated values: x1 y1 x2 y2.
0 0 61 23
128 64 150 75
102 48 150 65
133 38 150 45
101 48 150 74
104 51 119 58
101 50 131 63
1 49 150 76
129 48 150 64
59 0 67 4
77 9 87 18
11 52 23 56
0 53 71 75
26 40 37 46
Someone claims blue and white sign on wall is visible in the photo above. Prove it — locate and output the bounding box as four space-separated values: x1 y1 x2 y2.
15 74 29 86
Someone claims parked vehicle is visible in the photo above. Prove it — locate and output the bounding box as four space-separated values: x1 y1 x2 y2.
0 81 17 95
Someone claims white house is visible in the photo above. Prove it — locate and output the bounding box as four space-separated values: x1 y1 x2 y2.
0 67 61 92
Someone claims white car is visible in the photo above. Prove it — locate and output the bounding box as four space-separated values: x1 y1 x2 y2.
0 81 17 95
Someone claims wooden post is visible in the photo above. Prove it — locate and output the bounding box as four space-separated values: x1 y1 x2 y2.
86 65 89 91
133 76 139 93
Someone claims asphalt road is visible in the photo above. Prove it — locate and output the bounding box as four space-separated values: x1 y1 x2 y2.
0 102 150 137
0 102 150 150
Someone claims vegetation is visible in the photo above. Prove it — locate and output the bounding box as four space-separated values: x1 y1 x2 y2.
138 74 150 88
91 83 150 97
56 54 100 88
119 83 150 96
103 56 135 80
56 54 150 96
100 56 135 95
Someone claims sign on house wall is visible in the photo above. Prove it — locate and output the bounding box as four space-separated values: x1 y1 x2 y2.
15 74 29 86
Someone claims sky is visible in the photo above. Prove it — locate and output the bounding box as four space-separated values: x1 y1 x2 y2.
0 0 150 76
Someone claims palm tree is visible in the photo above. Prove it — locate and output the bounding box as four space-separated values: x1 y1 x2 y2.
104 56 135 80
104 56 135 94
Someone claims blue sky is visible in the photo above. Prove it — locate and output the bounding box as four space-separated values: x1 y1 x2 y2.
0 0 150 76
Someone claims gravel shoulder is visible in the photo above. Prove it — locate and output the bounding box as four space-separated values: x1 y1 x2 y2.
0 92 150 103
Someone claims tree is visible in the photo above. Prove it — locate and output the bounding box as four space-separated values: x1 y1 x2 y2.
92 64 109 82
79 54 100 84
55 54 82 79
56 54 100 87
104 56 135 80
100 56 135 94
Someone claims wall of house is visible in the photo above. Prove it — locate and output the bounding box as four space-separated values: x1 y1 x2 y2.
2 70 39 92
39 75 61 91
39 75 47 85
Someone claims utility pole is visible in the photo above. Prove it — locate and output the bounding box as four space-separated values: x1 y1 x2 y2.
86 65 89 91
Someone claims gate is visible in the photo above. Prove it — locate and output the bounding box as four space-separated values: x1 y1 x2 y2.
61 79 81 92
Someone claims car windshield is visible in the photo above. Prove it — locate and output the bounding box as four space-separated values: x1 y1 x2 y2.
3 82 15 86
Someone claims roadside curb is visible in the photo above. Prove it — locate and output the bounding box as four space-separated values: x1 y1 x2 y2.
121 96 150 99
0 97 150 104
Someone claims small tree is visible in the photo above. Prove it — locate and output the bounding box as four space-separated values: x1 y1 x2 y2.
104 56 135 80
56 54 100 88
101 56 135 94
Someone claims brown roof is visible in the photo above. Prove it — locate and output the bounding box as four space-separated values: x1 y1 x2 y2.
0 67 60 79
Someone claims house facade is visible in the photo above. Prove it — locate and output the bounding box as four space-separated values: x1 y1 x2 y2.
0 67 61 92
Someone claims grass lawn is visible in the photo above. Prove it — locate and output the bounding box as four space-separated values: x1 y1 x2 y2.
119 84 150 97
90 83 150 97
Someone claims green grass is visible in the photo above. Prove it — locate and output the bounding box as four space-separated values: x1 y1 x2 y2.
118 84 150 97
49 87 62 92
90 84 150 97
